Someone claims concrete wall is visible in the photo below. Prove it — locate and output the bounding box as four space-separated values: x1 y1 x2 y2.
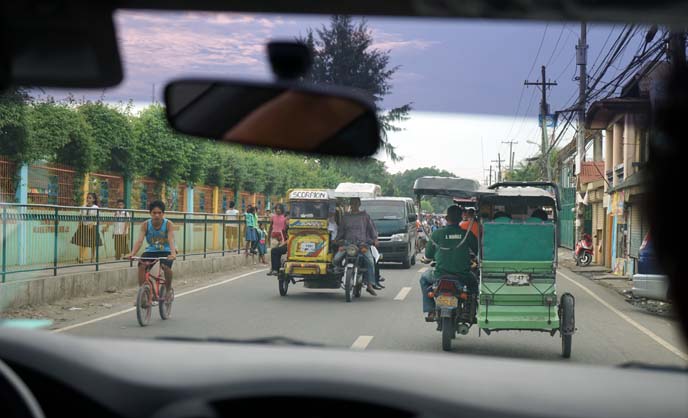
0 254 266 309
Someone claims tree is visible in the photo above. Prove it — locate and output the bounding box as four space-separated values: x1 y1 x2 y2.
78 101 135 176
391 166 457 211
0 88 31 162
300 15 411 161
131 104 194 188
504 160 541 182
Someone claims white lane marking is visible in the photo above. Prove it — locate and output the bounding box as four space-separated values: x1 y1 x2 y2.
394 287 412 301
53 269 268 333
559 271 688 361
418 267 429 273
351 335 374 350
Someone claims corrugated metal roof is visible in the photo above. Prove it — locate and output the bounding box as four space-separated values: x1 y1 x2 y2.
579 161 606 184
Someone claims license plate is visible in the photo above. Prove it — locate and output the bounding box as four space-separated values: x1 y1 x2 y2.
436 295 458 308
300 242 316 252
506 274 530 286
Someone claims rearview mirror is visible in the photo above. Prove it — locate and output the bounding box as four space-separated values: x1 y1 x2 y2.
164 79 382 157
408 214 418 222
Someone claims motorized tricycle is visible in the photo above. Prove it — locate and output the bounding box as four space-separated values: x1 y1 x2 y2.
413 177 576 357
277 188 340 296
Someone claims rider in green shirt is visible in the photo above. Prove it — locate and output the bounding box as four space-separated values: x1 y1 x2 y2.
420 205 479 321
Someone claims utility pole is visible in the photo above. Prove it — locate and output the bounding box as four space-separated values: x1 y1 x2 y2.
502 140 519 170
491 154 505 183
512 151 516 172
575 22 588 244
669 30 687 71
483 168 492 186
152 83 155 104
525 65 557 181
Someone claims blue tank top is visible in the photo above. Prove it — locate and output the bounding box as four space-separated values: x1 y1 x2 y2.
145 219 171 253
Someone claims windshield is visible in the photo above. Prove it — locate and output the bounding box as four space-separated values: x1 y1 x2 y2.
0 10 685 371
289 201 330 219
361 201 405 220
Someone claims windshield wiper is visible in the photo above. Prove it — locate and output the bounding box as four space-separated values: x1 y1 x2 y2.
154 335 325 347
617 361 687 373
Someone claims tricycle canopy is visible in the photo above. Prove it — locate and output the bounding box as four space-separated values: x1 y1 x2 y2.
334 182 381 199
413 176 494 200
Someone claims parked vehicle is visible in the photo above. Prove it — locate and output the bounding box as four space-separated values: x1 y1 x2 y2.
574 233 594 266
632 232 670 302
360 197 418 268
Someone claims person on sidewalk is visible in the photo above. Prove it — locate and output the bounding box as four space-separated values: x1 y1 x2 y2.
257 223 268 265
112 199 131 260
244 205 258 257
225 201 240 251
70 192 103 264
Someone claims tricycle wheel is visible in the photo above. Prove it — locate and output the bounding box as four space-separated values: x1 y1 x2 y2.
278 276 289 296
344 269 353 302
560 293 575 358
441 317 454 351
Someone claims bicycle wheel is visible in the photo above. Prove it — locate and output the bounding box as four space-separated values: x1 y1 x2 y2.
159 286 174 320
136 284 152 327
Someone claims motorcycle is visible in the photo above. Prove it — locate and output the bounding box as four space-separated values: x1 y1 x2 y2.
421 257 478 351
574 233 594 266
337 241 372 302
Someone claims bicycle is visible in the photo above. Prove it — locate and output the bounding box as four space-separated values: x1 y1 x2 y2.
131 256 175 326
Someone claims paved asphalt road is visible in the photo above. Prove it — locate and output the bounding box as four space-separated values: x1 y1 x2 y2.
61 256 688 367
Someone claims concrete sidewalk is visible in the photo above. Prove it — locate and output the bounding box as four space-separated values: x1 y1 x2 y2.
0 251 269 309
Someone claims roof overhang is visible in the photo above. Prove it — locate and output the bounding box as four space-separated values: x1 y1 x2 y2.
586 98 650 130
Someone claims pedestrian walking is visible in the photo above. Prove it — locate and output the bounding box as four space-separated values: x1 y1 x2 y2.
112 199 131 260
71 192 103 263
225 200 240 251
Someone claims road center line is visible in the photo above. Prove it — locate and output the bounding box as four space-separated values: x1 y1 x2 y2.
351 335 374 350
558 271 688 361
418 267 429 273
394 287 412 301
53 269 267 333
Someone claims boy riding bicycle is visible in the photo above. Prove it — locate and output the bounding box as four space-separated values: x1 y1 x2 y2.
126 200 177 293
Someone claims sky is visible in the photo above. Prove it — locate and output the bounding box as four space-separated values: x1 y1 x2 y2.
39 10 653 183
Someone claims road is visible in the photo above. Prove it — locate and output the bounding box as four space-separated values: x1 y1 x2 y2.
60 257 688 367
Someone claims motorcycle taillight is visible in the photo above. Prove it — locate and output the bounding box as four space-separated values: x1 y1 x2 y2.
437 280 457 293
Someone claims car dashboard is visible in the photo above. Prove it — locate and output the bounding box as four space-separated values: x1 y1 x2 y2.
0 328 686 418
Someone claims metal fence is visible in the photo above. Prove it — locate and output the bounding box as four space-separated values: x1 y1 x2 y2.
0 203 269 282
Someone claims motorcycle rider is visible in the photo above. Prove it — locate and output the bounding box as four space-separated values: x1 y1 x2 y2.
334 197 380 295
419 205 479 321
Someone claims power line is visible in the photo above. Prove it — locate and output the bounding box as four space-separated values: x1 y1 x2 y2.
545 25 566 67
526 24 550 80
505 23 551 141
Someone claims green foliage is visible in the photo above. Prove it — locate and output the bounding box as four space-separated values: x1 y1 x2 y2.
300 15 411 161
0 88 31 162
78 101 135 176
131 104 195 187
421 200 434 213
504 160 542 182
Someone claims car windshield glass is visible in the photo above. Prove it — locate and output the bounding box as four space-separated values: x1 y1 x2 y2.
361 202 405 220
0 10 685 371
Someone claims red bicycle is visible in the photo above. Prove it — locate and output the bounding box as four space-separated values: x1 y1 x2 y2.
132 257 174 326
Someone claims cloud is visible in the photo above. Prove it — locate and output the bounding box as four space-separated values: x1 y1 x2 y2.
369 29 439 52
